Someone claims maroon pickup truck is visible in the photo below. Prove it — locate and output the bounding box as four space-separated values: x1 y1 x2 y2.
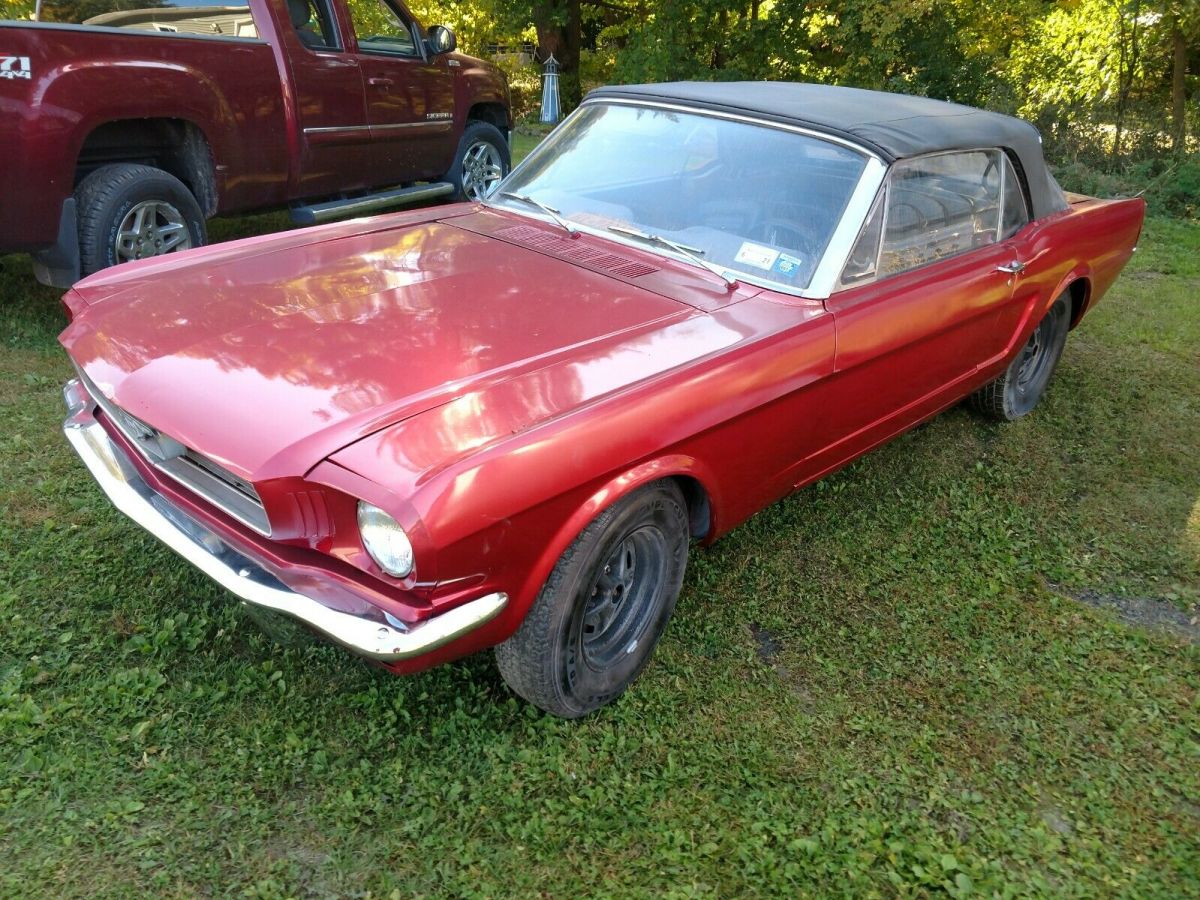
0 0 511 286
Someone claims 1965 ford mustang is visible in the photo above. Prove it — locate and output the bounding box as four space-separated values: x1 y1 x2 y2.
59 82 1144 717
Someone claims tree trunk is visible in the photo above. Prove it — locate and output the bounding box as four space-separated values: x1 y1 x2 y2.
534 0 582 111
1171 19 1187 155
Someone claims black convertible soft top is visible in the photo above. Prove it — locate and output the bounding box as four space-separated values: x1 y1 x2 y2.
587 81 1067 221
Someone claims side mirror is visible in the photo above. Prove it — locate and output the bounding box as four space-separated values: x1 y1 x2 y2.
427 25 456 55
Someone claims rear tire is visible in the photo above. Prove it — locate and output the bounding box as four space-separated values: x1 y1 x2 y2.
495 481 690 718
971 294 1071 421
444 121 510 202
75 163 206 277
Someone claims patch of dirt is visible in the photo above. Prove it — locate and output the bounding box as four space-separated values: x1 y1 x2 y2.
1037 804 1075 837
1067 589 1199 645
748 622 782 661
746 623 818 712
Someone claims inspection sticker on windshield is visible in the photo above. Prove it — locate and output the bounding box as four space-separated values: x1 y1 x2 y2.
773 253 804 279
734 242 779 271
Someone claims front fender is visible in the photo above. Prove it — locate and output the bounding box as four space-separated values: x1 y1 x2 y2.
508 454 721 624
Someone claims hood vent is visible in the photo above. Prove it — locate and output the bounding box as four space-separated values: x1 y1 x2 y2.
496 225 659 278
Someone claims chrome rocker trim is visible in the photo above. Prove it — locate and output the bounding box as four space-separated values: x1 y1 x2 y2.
62 379 507 662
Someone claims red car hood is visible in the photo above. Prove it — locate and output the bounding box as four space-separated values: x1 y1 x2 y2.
60 214 696 480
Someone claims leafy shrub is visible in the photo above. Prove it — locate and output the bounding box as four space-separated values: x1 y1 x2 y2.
1053 157 1200 219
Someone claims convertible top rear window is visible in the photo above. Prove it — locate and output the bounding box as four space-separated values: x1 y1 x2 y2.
491 102 869 290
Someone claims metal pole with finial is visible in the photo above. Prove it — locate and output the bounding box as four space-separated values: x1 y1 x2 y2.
539 54 561 124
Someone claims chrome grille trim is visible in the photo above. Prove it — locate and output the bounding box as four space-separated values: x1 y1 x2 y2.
74 367 272 536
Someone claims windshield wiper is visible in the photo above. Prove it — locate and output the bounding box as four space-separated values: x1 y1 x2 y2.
498 192 577 237
607 225 738 289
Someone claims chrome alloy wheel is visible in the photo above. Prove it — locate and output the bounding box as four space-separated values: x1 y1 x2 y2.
114 200 192 263
460 140 505 201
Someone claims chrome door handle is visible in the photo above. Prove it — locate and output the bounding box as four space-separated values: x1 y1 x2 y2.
367 77 394 87
996 260 1026 275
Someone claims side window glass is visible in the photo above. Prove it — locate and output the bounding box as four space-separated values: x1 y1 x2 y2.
345 0 419 56
1001 154 1030 239
287 0 338 50
878 150 1001 277
39 0 257 38
839 190 885 286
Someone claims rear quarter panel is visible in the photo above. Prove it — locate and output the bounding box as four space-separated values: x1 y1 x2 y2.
0 18 287 250
997 195 1145 368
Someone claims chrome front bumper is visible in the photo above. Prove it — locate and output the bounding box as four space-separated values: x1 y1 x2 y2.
62 379 507 662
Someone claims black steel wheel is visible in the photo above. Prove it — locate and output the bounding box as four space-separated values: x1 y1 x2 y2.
495 480 690 718
971 294 1071 421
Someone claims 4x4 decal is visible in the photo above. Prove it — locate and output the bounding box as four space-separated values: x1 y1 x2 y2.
1 56 32 80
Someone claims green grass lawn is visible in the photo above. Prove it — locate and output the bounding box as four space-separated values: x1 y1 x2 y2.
0 178 1197 894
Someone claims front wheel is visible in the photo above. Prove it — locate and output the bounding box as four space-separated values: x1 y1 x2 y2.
971 294 1071 421
74 164 206 278
444 121 510 202
495 481 690 718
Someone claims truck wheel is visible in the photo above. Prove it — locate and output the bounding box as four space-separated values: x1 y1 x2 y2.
495 481 690 718
445 121 510 202
971 294 1071 420
75 164 206 277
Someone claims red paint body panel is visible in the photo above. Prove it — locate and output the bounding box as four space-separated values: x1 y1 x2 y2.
61 208 699 480
58 190 1145 674
0 0 509 254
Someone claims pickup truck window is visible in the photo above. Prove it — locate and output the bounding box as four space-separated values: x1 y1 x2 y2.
345 0 418 56
288 0 337 49
40 0 258 39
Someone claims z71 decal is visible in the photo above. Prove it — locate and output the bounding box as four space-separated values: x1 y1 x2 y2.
0 56 32 80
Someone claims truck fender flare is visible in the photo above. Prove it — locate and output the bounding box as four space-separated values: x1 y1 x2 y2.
51 63 239 183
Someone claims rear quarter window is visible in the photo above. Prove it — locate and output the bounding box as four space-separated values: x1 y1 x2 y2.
36 0 258 39
878 150 1001 276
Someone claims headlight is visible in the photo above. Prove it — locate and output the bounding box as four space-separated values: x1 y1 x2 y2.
357 501 414 578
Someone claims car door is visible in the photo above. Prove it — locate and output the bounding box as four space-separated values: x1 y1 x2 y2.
339 0 456 183
278 0 376 197
816 149 1024 464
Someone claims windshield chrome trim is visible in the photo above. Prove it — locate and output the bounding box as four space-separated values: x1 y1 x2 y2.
806 156 887 298
487 98 888 300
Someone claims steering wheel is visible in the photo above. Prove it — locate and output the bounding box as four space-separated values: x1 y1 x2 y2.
751 218 821 260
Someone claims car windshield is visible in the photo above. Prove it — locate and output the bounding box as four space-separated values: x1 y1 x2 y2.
490 102 869 290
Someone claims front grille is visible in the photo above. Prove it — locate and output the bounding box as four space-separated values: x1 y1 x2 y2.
77 368 271 536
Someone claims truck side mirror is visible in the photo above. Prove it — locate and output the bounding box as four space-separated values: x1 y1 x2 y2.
427 25 456 55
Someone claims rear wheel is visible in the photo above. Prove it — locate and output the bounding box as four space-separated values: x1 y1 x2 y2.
971 294 1071 421
495 481 690 718
444 121 510 202
75 163 206 277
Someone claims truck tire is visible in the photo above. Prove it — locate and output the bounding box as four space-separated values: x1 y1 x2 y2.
75 163 206 277
444 121 510 202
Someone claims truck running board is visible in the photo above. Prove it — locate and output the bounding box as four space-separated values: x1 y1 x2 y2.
289 182 456 225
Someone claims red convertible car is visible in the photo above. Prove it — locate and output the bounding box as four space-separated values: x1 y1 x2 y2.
59 82 1144 717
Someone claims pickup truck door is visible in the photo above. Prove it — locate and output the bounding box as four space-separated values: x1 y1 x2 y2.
278 0 376 197
340 0 456 183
